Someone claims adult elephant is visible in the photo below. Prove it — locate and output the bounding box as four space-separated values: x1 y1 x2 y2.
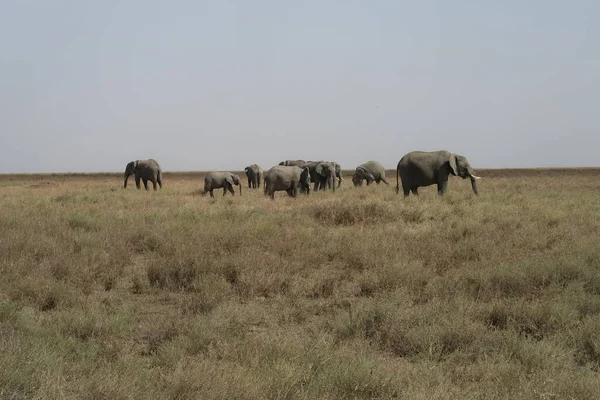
203 172 242 198
279 160 306 168
305 161 336 192
352 161 389 186
395 150 481 197
332 162 343 188
244 164 263 189
124 159 163 191
264 166 311 199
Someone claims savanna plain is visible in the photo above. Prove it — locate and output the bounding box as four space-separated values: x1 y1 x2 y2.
2 169 600 399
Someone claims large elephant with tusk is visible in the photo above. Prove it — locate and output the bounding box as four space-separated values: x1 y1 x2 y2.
395 150 481 197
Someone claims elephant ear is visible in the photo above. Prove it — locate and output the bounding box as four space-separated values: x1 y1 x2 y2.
301 167 310 181
448 154 458 176
315 163 324 176
225 175 234 186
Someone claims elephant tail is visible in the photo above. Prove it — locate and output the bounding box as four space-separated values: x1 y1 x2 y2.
395 166 400 194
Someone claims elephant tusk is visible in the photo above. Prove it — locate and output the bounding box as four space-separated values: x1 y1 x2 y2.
470 174 482 180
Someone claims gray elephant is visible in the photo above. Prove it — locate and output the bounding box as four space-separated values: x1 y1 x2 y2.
333 162 343 188
279 160 306 168
352 161 389 186
305 161 336 192
124 159 163 190
396 150 481 197
264 165 311 199
203 171 242 198
244 164 263 189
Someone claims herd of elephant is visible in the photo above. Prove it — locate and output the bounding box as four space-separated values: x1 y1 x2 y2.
123 150 481 199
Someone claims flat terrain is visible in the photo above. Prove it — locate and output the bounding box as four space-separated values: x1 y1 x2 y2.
1 169 600 399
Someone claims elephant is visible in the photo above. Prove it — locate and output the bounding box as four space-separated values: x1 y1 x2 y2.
395 150 481 197
352 161 389 186
203 172 242 198
124 159 162 190
244 164 263 189
330 162 343 188
305 161 336 192
279 160 306 168
264 165 311 199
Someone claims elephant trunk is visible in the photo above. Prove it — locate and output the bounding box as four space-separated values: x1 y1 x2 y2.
123 173 129 189
470 176 479 195
238 183 242 196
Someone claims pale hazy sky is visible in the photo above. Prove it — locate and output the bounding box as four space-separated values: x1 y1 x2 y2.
1 1 598 173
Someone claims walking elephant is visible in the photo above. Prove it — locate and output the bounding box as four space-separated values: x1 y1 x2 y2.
305 161 336 192
203 172 242 198
352 161 389 186
124 159 163 191
244 164 263 189
395 150 481 197
264 166 311 199
279 160 306 168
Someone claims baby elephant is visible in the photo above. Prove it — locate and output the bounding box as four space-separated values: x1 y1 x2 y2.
264 166 311 199
352 161 389 186
203 172 242 198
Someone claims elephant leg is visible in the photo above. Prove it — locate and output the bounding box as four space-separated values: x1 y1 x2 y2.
157 176 163 188
152 179 158 191
402 185 410 197
411 188 419 196
209 189 214 198
135 175 141 189
437 181 447 195
142 178 149 190
228 185 235 196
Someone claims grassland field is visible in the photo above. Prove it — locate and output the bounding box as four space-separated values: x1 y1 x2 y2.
1 168 600 399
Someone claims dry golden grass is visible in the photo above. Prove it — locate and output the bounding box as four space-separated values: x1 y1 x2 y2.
1 169 600 399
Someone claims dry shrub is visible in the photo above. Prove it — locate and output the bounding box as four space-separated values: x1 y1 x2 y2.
147 256 215 291
307 198 397 226
571 317 600 369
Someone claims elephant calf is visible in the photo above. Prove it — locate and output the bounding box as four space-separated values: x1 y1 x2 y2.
203 172 242 198
396 150 481 197
352 161 389 186
124 159 163 191
264 166 311 199
244 164 263 189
